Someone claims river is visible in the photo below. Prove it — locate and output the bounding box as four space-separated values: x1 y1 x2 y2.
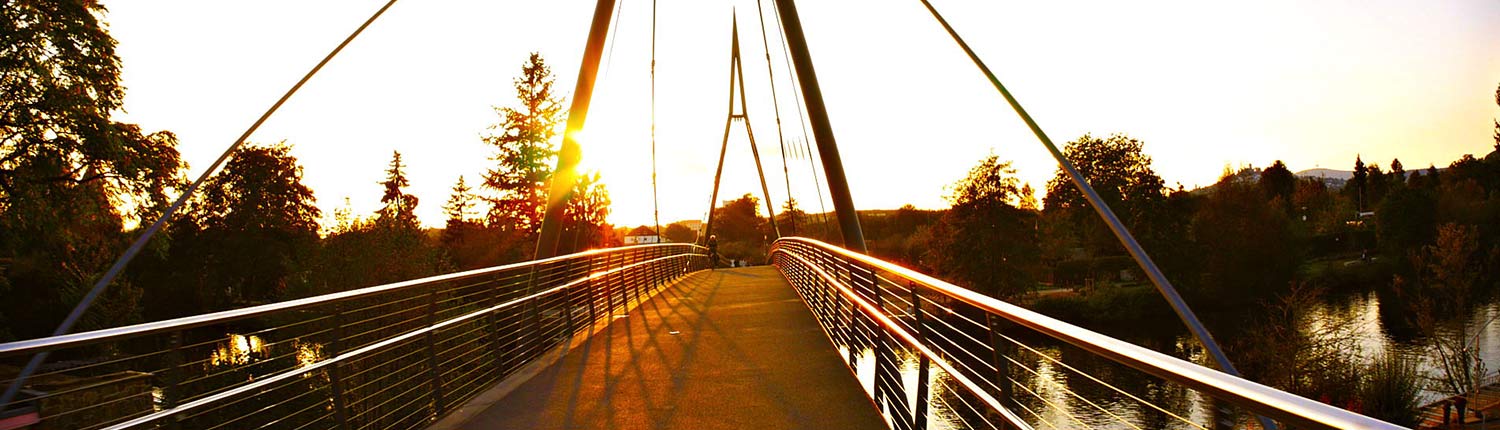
897 289 1500 429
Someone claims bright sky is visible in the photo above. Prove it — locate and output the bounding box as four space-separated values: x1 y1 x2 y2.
107 0 1500 229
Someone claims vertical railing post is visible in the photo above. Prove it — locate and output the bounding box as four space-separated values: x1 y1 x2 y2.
911 282 931 430
329 303 351 430
562 257 579 337
524 264 543 360
163 330 185 430
985 313 1014 424
425 284 443 417
586 256 599 324
489 272 506 378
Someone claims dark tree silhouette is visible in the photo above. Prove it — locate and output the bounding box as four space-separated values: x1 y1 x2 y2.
930 155 1039 299
560 171 613 253
1041 133 1186 281
185 143 321 307
1390 158 1406 184
378 151 419 228
662 223 697 244
1191 170 1297 303
0 1 186 338
483 53 564 236
1259 160 1297 204
1350 155 1368 210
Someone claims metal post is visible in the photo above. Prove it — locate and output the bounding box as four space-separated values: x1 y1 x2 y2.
772 0 866 253
329 303 351 430
425 286 444 416
911 282 931 430
536 0 617 259
985 313 1014 422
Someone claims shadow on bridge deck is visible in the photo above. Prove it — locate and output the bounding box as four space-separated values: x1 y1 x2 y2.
435 266 884 430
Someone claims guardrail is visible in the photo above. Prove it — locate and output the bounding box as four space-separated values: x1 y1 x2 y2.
0 243 708 430
769 237 1404 430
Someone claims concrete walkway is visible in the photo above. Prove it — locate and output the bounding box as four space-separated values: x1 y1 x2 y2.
448 266 885 430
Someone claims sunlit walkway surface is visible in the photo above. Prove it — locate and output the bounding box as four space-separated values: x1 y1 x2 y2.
442 266 884 430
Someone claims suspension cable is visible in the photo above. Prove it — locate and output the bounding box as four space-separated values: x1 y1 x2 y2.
767 1 833 238
754 0 796 236
911 3 1273 429
0 0 404 410
651 0 661 238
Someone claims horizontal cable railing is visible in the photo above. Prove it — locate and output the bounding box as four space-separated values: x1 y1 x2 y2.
0 243 708 430
769 237 1404 430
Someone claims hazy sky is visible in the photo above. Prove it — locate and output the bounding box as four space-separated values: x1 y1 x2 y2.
106 0 1500 229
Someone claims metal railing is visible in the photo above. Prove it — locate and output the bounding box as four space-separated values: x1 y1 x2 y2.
0 243 708 430
769 237 1404 430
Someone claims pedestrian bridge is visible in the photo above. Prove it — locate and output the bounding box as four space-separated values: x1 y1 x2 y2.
0 0 1418 428
0 239 1402 430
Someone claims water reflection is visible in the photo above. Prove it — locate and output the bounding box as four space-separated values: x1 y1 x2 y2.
209 333 265 367
850 291 1500 429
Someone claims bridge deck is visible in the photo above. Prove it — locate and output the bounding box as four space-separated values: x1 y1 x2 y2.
442 266 885 430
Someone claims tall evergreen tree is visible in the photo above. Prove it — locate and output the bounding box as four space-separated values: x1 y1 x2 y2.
378 151 419 228
483 53 564 236
1351 155 1369 210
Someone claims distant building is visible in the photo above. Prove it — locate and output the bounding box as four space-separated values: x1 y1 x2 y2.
623 225 662 245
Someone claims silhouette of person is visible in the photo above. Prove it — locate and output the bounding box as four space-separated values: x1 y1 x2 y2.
707 235 719 269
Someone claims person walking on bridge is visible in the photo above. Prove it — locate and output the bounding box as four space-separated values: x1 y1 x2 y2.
707 235 719 269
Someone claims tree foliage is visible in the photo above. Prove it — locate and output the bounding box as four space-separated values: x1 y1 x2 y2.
483 53 563 235
1042 133 1170 258
1190 170 1297 303
0 2 186 338
181 143 321 307
662 222 696 244
929 155 1039 299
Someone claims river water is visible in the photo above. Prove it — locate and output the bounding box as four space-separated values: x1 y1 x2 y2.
888 290 1500 429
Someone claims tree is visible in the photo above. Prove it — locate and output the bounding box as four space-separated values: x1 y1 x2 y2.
183 143 321 307
312 155 447 296
559 171 613 253
929 155 1039 299
1259 160 1297 204
714 194 766 245
662 222 697 244
1367 164 1388 208
440 175 511 270
377 151 419 228
1350 155 1369 210
1376 187 1436 263
0 1 186 338
778 198 806 235
1191 170 1297 303
1493 82 1499 152
483 53 564 236
1389 158 1406 184
443 175 477 228
1042 133 1171 259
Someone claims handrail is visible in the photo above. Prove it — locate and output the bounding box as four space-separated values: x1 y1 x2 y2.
770 237 1405 430
97 252 699 430
774 250 1033 430
0 243 706 357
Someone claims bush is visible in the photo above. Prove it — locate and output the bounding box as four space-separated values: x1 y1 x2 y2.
1358 353 1422 427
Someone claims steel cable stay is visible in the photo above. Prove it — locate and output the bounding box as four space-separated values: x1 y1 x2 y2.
651 0 662 237
752 0 799 236
907 2 1280 429
761 0 834 237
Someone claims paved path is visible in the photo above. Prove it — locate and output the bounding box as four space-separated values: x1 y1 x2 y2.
450 266 885 430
